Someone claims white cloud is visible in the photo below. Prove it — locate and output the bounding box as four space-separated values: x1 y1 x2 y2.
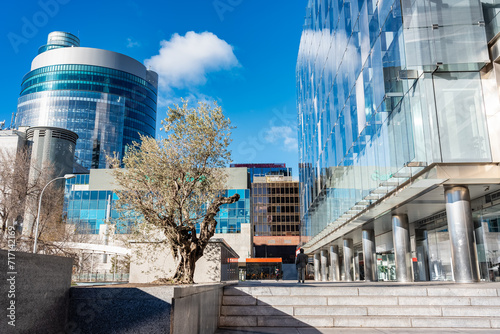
145 31 239 90
264 126 298 152
126 37 140 48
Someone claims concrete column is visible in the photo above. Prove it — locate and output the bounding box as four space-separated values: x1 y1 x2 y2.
313 252 321 281
329 245 340 281
320 249 328 281
392 214 412 282
444 186 479 283
362 229 377 282
343 238 353 281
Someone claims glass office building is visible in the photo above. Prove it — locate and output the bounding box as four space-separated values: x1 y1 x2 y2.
65 168 251 236
252 175 300 263
63 174 132 234
297 1 500 283
252 177 300 237
16 31 158 169
196 189 251 234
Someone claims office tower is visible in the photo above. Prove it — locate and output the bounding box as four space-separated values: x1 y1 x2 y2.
252 174 300 264
297 0 500 283
16 31 158 169
231 163 297 261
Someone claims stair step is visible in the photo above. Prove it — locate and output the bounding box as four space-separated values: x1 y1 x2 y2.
222 305 500 317
220 315 334 327
221 305 294 316
219 284 500 329
223 295 500 307
220 315 497 328
224 286 500 298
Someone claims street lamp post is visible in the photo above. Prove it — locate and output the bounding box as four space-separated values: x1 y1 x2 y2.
33 174 76 253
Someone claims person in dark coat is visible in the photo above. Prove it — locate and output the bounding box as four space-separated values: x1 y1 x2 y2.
295 248 308 283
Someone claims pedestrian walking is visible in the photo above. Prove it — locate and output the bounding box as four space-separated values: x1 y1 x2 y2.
295 248 308 283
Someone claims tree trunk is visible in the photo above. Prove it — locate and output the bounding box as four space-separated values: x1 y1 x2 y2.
172 248 198 284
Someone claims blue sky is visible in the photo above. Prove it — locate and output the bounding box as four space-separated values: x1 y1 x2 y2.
1 0 307 176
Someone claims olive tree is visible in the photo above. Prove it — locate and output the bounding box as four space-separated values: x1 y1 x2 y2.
111 101 238 284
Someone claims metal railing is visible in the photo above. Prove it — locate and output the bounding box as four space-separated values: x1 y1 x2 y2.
72 271 129 283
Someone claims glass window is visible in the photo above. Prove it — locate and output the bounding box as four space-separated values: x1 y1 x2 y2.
434 72 491 162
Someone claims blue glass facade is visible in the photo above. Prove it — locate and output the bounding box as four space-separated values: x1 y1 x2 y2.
64 176 250 235
297 0 496 241
196 189 251 234
16 32 157 169
63 174 133 234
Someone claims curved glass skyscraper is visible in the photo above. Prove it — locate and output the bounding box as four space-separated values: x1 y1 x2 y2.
16 31 158 169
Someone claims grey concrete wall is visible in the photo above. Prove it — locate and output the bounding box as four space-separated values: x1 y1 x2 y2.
194 239 238 283
224 167 249 189
171 284 225 334
129 242 173 283
67 283 227 334
215 223 253 259
130 240 238 284
67 286 174 334
89 169 123 191
0 250 72 334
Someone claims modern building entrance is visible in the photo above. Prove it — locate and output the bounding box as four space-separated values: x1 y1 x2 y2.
376 252 396 282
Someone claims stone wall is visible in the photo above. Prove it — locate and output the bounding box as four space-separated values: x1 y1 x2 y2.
0 250 72 334
129 239 238 284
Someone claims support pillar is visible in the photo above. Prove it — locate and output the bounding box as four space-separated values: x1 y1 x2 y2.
362 229 377 282
444 186 479 283
343 238 353 281
392 214 412 282
313 252 320 281
329 245 340 281
320 250 328 281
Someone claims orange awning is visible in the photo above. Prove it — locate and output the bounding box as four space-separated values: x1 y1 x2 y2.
245 258 282 263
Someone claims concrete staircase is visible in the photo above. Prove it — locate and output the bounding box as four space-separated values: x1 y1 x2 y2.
219 283 500 330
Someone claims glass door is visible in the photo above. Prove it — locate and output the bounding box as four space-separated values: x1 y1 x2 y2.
376 253 396 281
